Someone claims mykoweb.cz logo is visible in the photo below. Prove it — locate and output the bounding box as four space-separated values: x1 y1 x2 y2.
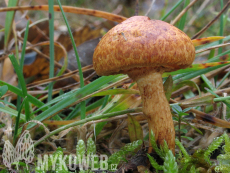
2 130 117 172
36 153 117 171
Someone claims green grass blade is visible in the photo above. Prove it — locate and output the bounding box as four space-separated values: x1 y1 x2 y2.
101 95 110 109
0 80 44 108
206 49 230 63
164 62 230 77
13 97 27 145
9 54 30 121
27 75 125 129
31 89 79 115
161 0 185 21
34 107 142 147
218 0 224 54
200 74 216 91
57 0 86 120
172 80 201 96
0 105 25 121
178 0 190 30
48 0 55 102
20 21 30 71
18 21 30 120
0 85 8 98
205 88 230 109
65 97 106 120
65 98 94 120
92 89 139 96
173 65 228 84
4 0 18 49
217 70 230 88
208 49 215 59
214 96 230 102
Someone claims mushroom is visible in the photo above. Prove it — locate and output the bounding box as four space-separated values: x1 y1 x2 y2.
93 16 195 153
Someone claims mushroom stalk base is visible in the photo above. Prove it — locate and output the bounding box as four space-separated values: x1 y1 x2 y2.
129 70 175 154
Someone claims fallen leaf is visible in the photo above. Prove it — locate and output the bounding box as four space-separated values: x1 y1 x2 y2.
127 114 143 142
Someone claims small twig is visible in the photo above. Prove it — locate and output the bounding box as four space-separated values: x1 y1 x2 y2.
195 42 230 54
135 0 139 16
171 0 199 25
192 0 230 39
145 0 155 16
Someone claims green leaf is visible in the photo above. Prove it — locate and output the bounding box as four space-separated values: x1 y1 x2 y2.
0 85 8 98
172 105 183 113
127 114 143 142
181 136 194 141
173 80 201 96
182 107 192 113
181 118 203 135
92 89 139 97
179 95 214 107
94 88 140 136
163 75 173 101
179 129 188 133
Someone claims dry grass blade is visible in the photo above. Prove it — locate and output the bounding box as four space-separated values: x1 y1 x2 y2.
186 0 210 27
192 36 225 47
170 0 199 25
171 64 230 97
192 0 230 39
170 98 230 128
145 0 155 16
26 65 93 89
135 0 139 15
36 77 130 121
0 5 127 23
17 36 70 73
195 42 230 54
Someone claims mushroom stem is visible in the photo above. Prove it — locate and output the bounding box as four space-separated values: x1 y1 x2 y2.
129 69 175 154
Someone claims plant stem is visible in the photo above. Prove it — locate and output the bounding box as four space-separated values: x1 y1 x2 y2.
33 107 142 147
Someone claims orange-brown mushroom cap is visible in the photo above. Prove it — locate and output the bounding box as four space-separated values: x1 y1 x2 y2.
93 16 195 76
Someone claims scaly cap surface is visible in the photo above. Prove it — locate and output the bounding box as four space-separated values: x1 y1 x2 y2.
93 16 195 76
